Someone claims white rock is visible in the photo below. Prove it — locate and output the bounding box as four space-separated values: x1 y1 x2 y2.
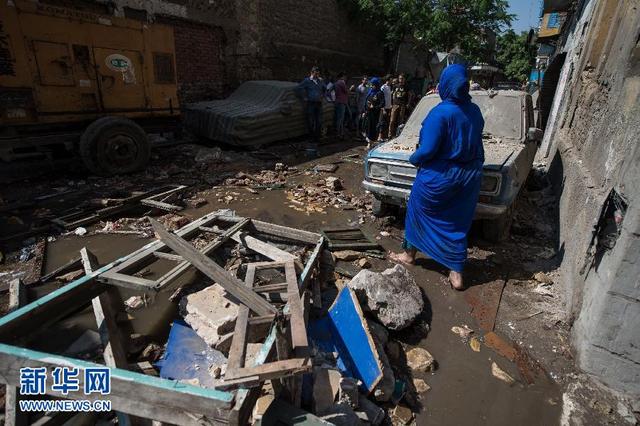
180 284 239 347
348 264 423 330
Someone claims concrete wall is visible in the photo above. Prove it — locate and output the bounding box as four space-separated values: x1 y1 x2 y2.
543 0 640 396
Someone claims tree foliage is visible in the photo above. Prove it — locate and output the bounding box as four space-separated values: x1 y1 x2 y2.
339 0 513 64
496 30 535 82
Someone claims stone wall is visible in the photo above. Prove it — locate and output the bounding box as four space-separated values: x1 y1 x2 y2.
542 0 640 396
253 0 385 81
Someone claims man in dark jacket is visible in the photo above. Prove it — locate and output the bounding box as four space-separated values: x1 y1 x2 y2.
296 66 326 152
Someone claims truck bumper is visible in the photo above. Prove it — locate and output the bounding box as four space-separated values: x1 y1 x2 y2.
362 180 508 219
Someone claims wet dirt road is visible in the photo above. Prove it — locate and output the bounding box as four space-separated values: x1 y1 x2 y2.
4 139 569 425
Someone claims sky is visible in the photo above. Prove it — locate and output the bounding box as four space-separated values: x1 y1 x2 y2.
508 0 541 33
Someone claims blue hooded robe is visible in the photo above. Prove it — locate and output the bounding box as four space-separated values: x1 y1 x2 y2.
404 64 485 272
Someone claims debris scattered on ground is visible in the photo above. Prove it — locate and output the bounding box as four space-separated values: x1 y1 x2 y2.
406 347 436 372
451 325 474 340
391 404 415 425
325 176 343 191
470 337 481 352
348 264 423 330
314 163 339 173
73 226 87 237
533 272 554 284
333 250 362 261
124 295 147 311
186 197 208 208
413 378 431 394
356 257 371 269
491 362 516 385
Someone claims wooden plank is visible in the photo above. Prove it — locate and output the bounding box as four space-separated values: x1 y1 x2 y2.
140 199 182 212
36 256 82 284
5 281 28 426
248 315 277 326
80 248 129 368
101 212 224 279
151 217 252 290
98 272 158 290
153 252 183 262
217 216 321 244
140 185 187 212
298 238 325 290
150 219 277 316
231 232 298 262
285 261 308 357
0 344 233 425
228 386 261 426
254 283 288 293
8 279 27 313
227 265 254 370
223 358 311 382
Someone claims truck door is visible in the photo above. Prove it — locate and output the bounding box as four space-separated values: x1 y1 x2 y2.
93 48 147 112
30 40 101 114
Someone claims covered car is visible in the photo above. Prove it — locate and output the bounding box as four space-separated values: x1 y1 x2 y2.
183 81 334 147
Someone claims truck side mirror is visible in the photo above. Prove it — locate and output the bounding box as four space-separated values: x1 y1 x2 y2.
528 127 543 142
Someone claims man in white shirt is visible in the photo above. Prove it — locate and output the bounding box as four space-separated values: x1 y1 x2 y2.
379 75 393 141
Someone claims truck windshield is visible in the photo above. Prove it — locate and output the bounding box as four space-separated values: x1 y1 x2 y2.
401 93 522 142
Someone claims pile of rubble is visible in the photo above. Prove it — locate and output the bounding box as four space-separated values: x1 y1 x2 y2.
286 176 371 216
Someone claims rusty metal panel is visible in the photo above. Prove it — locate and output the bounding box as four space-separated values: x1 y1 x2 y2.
33 40 74 86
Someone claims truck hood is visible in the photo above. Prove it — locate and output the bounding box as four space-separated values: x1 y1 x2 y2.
367 135 520 171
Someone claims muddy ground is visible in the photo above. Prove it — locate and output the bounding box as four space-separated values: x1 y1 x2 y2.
0 137 633 425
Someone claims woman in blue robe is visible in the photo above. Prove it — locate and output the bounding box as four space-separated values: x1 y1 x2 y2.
390 64 484 290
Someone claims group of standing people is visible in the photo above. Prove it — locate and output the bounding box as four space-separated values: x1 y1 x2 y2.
356 74 413 144
296 67 416 151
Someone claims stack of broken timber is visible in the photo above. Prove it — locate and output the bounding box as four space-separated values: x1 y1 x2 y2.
149 217 315 398
0 211 325 425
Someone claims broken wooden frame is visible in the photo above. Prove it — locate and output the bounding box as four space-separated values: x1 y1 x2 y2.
98 211 317 292
0 212 325 425
321 227 381 251
224 261 310 384
51 185 187 230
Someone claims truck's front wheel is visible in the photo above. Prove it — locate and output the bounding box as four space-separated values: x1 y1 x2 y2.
482 204 514 242
80 117 150 176
372 197 390 217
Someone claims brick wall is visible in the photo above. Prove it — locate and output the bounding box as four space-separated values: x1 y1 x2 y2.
159 17 227 104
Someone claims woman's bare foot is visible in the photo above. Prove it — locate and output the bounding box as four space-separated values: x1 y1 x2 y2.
448 270 465 291
389 250 415 265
